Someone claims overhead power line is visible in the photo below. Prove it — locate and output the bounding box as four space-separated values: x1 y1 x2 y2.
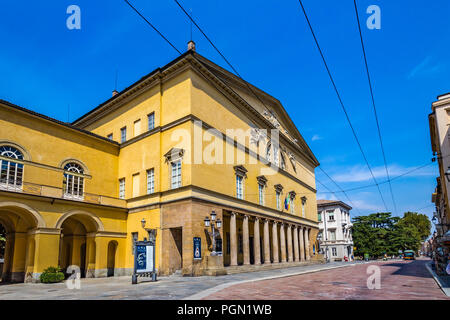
173 0 367 213
173 0 273 116
297 0 388 212
123 0 403 214
124 0 182 54
318 167 362 215
353 0 397 215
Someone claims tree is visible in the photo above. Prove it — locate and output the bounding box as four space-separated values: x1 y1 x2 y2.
352 211 430 258
398 212 431 241
352 212 398 258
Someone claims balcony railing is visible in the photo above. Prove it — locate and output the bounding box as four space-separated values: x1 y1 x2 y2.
0 181 126 208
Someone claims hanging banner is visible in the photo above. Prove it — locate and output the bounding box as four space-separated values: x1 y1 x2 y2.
193 237 202 260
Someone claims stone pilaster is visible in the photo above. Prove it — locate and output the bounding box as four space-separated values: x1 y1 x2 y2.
279 223 287 263
272 221 279 263
287 224 293 262
263 219 271 264
293 225 299 262
243 215 250 265
253 217 261 265
299 226 305 261
230 212 238 266
306 228 311 261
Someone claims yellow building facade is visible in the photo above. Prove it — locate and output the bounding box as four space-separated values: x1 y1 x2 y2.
0 48 321 282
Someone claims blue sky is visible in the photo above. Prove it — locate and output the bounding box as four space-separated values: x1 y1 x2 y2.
0 0 448 224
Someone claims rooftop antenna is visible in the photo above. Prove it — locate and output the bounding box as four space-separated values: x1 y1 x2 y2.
189 8 193 41
114 69 118 91
112 69 119 97
187 8 196 52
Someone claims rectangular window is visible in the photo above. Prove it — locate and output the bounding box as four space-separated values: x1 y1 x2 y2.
276 191 281 210
148 112 155 131
147 168 155 194
290 198 295 214
107 133 113 140
318 212 322 222
120 127 127 143
171 161 182 189
236 175 244 200
327 210 335 221
329 230 336 241
258 184 264 205
302 202 306 218
134 119 141 137
332 247 337 256
119 178 125 199
132 173 140 198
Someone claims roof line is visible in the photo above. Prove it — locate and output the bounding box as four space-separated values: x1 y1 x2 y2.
0 99 119 146
71 50 193 125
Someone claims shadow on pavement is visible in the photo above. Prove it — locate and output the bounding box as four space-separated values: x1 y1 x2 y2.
383 260 432 279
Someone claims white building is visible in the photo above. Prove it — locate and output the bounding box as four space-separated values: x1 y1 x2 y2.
317 200 353 262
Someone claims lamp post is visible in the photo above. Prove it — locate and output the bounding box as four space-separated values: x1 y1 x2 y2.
140 218 157 243
204 210 222 256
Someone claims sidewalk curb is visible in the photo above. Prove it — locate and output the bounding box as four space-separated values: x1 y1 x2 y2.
184 262 365 300
425 262 450 297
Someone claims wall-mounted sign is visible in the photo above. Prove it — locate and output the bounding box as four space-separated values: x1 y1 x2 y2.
193 237 201 260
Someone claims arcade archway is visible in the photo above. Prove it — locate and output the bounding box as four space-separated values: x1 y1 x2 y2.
0 202 44 283
57 211 102 278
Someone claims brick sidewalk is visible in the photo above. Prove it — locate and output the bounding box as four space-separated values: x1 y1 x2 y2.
203 259 450 300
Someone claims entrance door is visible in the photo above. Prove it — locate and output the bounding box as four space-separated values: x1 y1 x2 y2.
169 228 183 273
249 237 254 264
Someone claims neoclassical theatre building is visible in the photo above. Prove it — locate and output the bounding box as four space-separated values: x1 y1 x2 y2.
0 45 322 282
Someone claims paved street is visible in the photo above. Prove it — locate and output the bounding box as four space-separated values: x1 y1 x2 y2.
0 258 447 300
0 261 356 300
203 258 449 300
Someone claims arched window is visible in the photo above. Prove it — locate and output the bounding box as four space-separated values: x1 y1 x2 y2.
0 145 24 190
63 162 84 199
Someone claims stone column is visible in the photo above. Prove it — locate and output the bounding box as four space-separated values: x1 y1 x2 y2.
272 221 279 263
243 215 250 265
230 212 238 266
305 228 311 261
287 224 293 262
263 219 271 264
299 226 305 261
279 223 287 263
293 225 299 262
253 217 261 265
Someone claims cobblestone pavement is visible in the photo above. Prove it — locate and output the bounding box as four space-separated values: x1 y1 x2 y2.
0 261 357 300
204 258 450 300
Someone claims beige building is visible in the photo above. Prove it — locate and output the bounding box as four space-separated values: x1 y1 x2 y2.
429 92 450 274
0 43 322 282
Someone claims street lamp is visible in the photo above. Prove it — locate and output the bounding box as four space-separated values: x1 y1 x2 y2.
204 210 221 256
141 218 146 229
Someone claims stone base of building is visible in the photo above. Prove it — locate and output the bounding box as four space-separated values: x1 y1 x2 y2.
203 255 227 276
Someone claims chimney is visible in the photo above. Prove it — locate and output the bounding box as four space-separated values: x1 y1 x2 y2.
187 40 196 52
112 89 119 97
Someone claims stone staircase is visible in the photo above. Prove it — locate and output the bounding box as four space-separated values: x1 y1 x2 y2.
224 259 325 275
